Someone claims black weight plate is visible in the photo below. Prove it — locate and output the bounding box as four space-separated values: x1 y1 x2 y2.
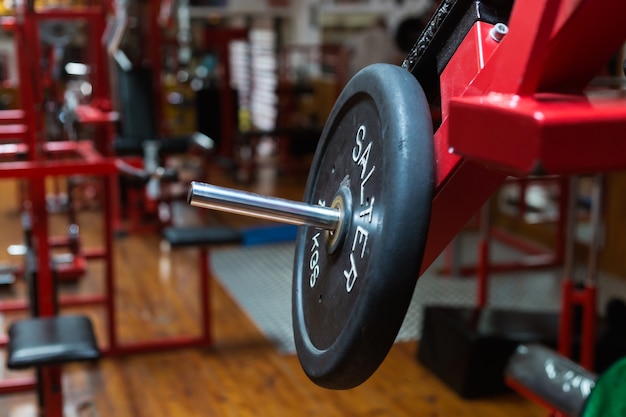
292 64 434 389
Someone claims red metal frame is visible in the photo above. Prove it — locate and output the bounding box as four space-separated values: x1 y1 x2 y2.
421 0 625 413
0 3 213 414
559 279 597 368
0 140 215 400
0 143 117 417
0 146 215 372
505 375 569 417
443 176 569 308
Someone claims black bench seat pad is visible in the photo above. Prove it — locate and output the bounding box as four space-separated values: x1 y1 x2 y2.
163 226 243 247
7 315 100 370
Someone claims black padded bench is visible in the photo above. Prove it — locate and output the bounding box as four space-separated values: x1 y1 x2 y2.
7 315 100 370
162 225 243 346
163 226 243 248
7 315 100 417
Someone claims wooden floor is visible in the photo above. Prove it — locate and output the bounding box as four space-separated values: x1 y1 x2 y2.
0 161 545 417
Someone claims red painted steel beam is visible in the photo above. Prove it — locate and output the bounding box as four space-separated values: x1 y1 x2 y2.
0 143 28 159
0 376 36 394
0 110 25 123
505 376 562 416
419 21 508 272
75 105 119 124
488 0 562 96
0 141 117 178
538 0 626 93
0 124 28 141
449 93 626 176
105 337 212 357
0 293 107 314
0 160 116 179
54 256 87 281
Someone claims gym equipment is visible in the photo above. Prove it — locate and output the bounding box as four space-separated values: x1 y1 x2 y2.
506 344 596 416
0 3 233 404
48 224 87 281
116 157 180 186
162 226 244 348
420 175 607 399
554 174 605 371
508 343 626 416
114 131 214 233
0 140 118 404
7 315 99 370
188 0 626 389
108 9 216 232
190 63 434 389
441 176 569 308
7 315 100 417
417 306 560 398
6 211 100 417
293 63 433 390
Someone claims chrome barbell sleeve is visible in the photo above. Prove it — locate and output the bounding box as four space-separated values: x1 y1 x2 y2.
187 181 341 231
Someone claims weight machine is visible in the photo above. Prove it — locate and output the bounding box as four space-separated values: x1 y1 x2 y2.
186 0 626 399
0 2 221 415
0 8 116 414
106 0 215 233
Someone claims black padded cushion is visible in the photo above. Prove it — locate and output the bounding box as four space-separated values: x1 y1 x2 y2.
163 226 243 247
7 315 100 370
113 136 195 156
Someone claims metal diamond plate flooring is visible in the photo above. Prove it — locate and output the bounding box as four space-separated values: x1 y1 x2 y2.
211 233 626 354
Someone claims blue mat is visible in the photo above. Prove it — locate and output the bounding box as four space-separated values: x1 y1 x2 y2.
241 224 298 246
